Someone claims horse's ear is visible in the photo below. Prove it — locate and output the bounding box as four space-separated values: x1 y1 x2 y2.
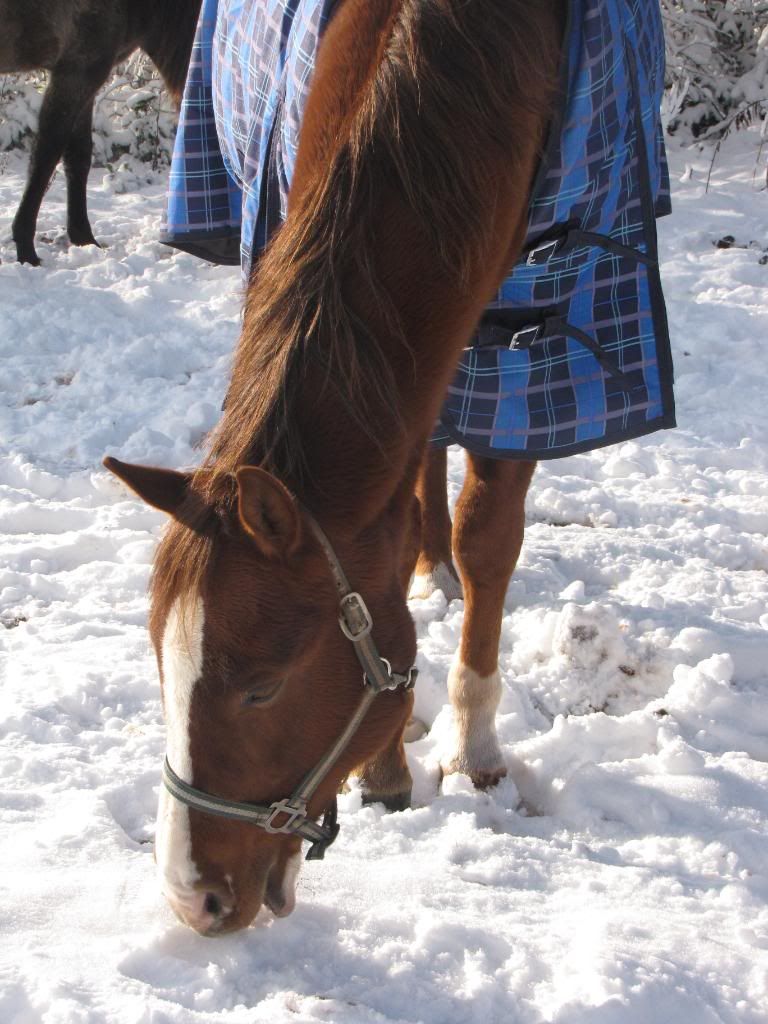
103 456 191 516
236 467 302 558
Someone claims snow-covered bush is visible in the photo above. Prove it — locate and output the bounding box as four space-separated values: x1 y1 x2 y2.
0 73 44 151
2 7 767 157
0 54 177 169
662 0 768 139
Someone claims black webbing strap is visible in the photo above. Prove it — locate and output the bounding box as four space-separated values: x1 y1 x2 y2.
472 315 634 391
523 226 657 267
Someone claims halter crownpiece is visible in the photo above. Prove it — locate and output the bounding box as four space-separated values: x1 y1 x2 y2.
161 508 417 861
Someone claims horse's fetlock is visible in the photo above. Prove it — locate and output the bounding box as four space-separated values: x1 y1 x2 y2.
409 561 463 601
360 786 412 812
442 659 505 787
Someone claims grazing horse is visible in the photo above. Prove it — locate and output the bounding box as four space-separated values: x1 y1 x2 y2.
0 0 201 265
106 0 673 935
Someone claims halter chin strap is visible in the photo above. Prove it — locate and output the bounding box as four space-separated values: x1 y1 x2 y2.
161 509 417 861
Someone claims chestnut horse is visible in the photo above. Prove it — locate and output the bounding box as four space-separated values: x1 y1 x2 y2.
106 0 564 934
0 0 200 265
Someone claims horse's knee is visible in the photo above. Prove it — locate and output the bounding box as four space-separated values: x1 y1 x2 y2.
453 457 534 583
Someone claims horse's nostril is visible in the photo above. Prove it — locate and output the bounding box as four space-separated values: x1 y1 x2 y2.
204 892 223 917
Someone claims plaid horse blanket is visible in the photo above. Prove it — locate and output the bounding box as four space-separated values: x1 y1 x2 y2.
163 0 675 460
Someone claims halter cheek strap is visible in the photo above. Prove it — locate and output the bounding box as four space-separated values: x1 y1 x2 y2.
161 509 417 861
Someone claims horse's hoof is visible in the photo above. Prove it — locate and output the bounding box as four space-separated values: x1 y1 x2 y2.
68 229 100 248
409 562 463 601
361 788 412 812
403 716 428 743
15 246 41 267
468 765 507 791
441 757 507 792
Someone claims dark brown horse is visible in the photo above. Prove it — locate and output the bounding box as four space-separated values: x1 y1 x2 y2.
106 0 564 935
0 0 200 265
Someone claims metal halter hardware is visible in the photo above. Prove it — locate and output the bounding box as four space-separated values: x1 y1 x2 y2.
161 509 417 861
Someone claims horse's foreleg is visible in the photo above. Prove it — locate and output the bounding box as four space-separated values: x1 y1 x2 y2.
408 448 462 601
357 489 422 808
64 99 98 247
441 454 535 789
358 727 412 811
13 64 109 264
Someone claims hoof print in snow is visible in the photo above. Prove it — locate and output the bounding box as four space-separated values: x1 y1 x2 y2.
569 623 599 645
555 605 614 671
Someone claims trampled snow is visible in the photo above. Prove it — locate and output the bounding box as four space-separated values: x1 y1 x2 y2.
1 134 767 1023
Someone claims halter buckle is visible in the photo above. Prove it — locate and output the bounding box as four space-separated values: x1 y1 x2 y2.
338 592 373 641
265 798 308 834
365 659 419 692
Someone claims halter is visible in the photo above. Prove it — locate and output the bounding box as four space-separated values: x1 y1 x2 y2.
161 510 417 861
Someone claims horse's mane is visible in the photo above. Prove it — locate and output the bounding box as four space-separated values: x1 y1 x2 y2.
151 0 559 614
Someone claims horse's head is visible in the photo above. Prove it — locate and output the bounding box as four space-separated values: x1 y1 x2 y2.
105 457 415 934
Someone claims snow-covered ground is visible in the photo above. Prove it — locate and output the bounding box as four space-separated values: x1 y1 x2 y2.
1 134 767 1024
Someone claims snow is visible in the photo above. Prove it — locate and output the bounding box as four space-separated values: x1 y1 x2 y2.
1 133 768 1023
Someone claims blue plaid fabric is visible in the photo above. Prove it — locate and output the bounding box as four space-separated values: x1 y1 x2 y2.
163 0 675 460
163 0 242 265
162 0 336 269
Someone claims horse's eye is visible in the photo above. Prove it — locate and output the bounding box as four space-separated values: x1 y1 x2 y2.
242 691 262 706
241 682 281 707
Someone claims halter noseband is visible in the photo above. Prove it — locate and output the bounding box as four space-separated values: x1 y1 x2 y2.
161 510 417 861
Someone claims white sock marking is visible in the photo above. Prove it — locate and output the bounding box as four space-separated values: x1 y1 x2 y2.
409 562 463 602
442 656 505 779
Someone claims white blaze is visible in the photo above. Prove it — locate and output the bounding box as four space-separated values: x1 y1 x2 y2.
155 595 205 898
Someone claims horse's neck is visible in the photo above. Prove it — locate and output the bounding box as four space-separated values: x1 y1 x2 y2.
221 0 561 530
265 0 528 527
280 271 486 531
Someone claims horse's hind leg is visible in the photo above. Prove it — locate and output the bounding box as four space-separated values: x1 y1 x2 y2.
12 63 109 264
408 448 462 601
441 454 535 788
64 99 99 247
